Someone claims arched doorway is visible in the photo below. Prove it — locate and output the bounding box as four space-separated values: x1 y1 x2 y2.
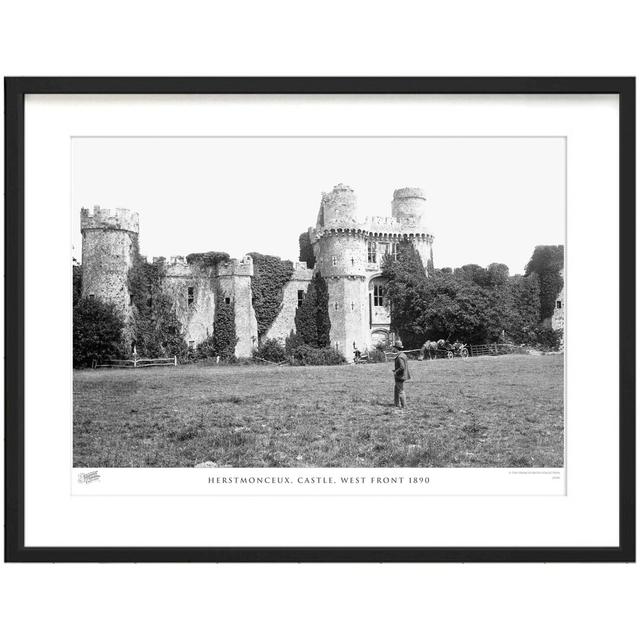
371 328 390 348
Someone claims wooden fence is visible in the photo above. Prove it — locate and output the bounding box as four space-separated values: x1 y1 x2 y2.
468 343 524 357
94 355 178 369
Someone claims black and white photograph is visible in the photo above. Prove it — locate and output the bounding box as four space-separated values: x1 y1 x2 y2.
72 136 565 472
5 77 632 564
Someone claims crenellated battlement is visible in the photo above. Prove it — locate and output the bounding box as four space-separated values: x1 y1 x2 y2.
217 254 254 278
81 205 139 234
312 185 431 238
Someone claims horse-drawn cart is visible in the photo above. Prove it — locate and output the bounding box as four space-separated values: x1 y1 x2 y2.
418 340 469 360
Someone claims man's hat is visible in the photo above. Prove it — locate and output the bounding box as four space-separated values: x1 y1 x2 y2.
394 340 404 349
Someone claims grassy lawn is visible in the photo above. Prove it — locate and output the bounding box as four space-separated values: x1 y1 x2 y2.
73 354 564 468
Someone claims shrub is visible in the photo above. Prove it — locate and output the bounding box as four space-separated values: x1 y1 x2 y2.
291 345 345 366
284 330 304 355
531 327 563 351
253 338 287 363
73 297 125 368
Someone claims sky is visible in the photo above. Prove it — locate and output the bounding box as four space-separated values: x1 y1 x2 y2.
72 137 565 275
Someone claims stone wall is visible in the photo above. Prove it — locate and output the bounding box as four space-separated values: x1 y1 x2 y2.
551 268 565 336
411 236 434 272
263 262 313 344
316 232 367 278
217 255 258 358
326 276 368 362
161 258 216 347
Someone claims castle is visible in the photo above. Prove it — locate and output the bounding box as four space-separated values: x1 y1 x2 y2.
80 184 434 362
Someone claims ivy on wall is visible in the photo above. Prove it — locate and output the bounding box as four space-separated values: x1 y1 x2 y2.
186 251 230 269
127 258 189 359
249 252 294 340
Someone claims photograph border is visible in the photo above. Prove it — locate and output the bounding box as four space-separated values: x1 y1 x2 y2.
4 76 635 562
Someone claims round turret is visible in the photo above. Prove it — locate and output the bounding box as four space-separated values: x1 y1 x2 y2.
316 231 367 279
80 205 140 318
317 184 359 228
391 187 427 226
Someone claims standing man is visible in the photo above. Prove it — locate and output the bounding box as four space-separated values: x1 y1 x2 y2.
392 339 411 409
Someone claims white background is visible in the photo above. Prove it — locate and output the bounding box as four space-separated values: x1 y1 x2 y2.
1 1 638 639
26 94 605 546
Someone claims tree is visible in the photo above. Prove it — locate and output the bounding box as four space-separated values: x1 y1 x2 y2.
211 295 238 359
454 263 490 287
195 293 238 361
525 245 564 321
382 242 429 348
486 263 510 288
384 243 543 346
501 274 541 344
293 273 331 347
72 260 82 307
298 231 316 268
73 298 125 368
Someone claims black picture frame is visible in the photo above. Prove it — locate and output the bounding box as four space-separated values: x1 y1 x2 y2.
4 77 635 563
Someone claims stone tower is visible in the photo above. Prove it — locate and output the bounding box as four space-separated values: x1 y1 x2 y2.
311 184 433 360
313 185 369 358
80 205 139 319
391 187 434 271
217 255 259 358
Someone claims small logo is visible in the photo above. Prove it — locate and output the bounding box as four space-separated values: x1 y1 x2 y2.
78 470 101 484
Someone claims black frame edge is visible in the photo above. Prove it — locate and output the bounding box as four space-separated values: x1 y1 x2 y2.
4 77 635 563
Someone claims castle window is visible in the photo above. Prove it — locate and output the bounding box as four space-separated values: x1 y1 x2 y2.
373 285 384 307
351 257 355 266
556 300 562 309
332 256 337 267
188 340 195 350
334 302 339 310
129 294 133 306
297 290 304 307
367 241 377 263
88 294 95 301
225 297 231 305
351 301 355 311
187 286 194 307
